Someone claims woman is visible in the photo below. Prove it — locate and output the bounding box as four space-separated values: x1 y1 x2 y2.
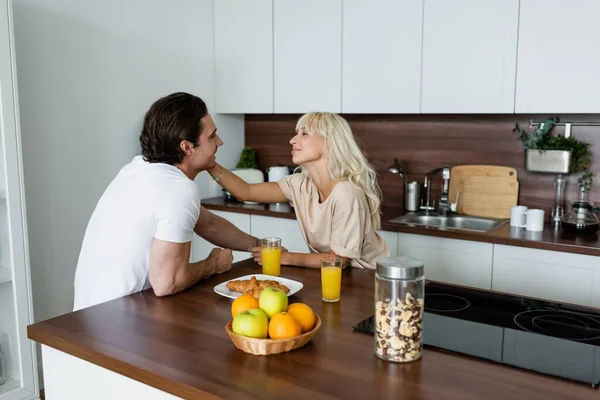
208 112 389 269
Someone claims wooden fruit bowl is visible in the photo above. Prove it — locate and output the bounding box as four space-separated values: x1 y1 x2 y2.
225 315 321 355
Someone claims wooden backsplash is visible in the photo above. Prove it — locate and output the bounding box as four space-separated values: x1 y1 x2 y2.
245 114 600 217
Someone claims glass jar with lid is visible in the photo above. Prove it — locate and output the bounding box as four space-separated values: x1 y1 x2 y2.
374 256 424 363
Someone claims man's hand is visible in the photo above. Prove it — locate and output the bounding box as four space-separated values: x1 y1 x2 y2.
208 248 233 275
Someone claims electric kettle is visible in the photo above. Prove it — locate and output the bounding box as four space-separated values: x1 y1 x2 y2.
267 165 291 182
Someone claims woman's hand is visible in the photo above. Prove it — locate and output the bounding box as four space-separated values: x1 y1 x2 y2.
249 246 288 266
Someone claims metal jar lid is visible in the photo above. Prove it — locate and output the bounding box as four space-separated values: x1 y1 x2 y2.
376 256 424 280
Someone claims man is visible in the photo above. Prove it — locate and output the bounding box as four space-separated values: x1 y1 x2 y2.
73 92 260 310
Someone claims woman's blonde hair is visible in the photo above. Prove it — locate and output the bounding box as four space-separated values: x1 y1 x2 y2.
295 112 382 230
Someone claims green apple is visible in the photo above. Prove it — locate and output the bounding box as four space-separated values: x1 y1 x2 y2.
259 287 288 319
232 308 268 339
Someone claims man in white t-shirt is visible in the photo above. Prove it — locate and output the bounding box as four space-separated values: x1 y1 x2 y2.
73 92 260 310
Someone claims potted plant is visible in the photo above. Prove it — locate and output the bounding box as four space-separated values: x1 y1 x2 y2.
514 117 593 180
226 147 264 203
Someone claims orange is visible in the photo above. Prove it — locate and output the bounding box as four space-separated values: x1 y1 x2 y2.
231 293 259 318
268 312 302 339
286 303 316 333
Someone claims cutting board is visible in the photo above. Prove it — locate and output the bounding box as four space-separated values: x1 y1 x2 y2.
448 165 517 204
459 176 519 218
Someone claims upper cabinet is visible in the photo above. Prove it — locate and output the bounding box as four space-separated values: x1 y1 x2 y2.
214 0 273 113
515 0 600 113
342 0 422 113
421 0 519 113
274 0 342 113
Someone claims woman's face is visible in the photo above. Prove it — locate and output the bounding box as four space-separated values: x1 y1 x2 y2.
290 127 325 165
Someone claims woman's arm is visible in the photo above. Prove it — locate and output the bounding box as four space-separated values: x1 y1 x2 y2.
208 163 287 203
250 247 350 269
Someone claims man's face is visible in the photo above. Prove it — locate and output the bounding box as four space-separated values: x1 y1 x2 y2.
191 114 223 171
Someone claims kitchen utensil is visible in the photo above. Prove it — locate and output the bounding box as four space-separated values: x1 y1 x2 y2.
525 209 545 232
510 205 528 227
561 181 600 234
404 181 420 212
225 315 321 355
267 165 291 182
213 274 303 299
448 165 518 206
459 176 519 218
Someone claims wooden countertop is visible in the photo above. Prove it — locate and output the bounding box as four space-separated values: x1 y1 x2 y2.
28 260 599 399
202 197 600 257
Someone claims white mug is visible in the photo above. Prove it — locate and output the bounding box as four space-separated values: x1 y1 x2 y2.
510 206 528 227
525 209 545 232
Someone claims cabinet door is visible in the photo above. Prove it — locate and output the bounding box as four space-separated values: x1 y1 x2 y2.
492 245 598 307
421 0 518 113
250 215 310 254
214 0 273 113
191 211 252 264
273 0 341 113
515 0 600 113
397 233 493 289
342 0 422 113
377 230 398 257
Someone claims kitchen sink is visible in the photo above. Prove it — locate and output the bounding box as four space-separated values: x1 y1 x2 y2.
388 212 509 233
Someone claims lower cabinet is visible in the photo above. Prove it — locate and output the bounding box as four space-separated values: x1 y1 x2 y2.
250 215 309 254
377 230 398 257
397 233 493 290
492 244 600 307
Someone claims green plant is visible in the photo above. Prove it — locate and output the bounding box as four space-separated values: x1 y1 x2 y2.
514 117 594 188
236 147 259 169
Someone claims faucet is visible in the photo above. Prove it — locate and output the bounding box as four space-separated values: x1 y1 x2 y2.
421 167 451 216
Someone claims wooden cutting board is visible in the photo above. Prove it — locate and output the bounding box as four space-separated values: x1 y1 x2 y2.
448 165 518 204
459 176 519 218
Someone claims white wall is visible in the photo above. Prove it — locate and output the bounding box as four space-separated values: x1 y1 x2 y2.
13 0 243 325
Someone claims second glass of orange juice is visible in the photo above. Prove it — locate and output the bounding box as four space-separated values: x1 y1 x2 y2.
261 237 281 276
321 256 342 302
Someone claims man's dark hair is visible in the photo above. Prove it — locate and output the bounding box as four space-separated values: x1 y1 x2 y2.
140 92 208 164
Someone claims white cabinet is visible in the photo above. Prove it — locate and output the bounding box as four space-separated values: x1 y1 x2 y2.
377 230 398 257
273 0 342 113
421 0 518 113
492 245 600 307
0 1 38 398
214 0 273 113
191 211 252 264
342 0 422 113
515 0 600 113
397 233 493 289
250 215 309 254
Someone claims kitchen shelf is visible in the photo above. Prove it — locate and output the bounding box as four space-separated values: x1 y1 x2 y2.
0 265 11 284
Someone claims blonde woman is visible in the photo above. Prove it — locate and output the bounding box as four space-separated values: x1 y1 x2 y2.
208 112 389 269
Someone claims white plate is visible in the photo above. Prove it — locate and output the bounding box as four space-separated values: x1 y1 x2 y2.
213 274 303 299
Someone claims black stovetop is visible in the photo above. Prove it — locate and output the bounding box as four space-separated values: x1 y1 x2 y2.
353 282 600 387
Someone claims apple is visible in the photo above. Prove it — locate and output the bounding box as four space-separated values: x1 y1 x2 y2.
232 308 269 339
259 287 288 319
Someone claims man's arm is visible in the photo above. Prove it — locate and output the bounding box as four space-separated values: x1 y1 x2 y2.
149 238 233 297
194 206 260 250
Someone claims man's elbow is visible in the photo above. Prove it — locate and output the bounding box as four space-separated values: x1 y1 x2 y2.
151 278 178 297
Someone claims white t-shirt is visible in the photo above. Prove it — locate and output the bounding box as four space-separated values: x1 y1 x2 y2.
73 155 201 311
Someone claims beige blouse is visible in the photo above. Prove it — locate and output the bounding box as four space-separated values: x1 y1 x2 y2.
277 173 389 269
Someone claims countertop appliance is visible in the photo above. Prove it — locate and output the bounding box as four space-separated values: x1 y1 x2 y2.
353 282 600 387
267 165 291 182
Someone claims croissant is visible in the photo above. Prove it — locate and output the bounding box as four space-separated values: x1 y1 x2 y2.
226 276 289 299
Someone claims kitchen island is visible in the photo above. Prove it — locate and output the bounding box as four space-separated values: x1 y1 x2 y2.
28 260 598 399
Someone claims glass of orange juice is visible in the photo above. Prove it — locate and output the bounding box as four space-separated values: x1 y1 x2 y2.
261 237 281 276
321 256 342 302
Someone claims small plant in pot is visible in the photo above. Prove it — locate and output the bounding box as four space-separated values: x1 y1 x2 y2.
225 147 264 204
